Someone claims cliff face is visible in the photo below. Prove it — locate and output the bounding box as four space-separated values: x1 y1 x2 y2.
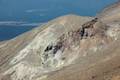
0 2 120 80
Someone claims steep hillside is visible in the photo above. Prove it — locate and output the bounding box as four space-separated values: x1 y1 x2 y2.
0 2 120 80
0 15 94 80
97 2 120 24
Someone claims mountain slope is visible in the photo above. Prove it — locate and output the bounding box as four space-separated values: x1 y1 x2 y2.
97 1 120 24
0 2 120 80
44 39 120 80
0 15 94 80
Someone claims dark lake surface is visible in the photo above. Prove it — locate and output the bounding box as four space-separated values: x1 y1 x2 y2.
0 25 36 40
0 0 118 41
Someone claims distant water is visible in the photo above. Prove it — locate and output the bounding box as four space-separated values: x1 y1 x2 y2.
0 25 36 41
0 0 118 41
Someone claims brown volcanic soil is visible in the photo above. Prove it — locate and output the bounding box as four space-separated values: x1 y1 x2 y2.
0 2 120 80
44 39 120 80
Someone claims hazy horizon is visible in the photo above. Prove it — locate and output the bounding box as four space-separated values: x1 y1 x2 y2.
0 0 118 22
0 0 118 41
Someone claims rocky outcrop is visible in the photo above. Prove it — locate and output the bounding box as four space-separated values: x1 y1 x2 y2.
0 2 120 80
